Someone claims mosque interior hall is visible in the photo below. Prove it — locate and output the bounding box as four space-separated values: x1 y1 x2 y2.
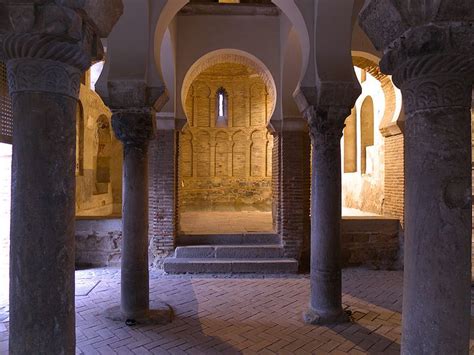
0 0 473 354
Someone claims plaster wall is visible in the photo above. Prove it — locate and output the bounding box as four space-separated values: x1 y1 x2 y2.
341 67 385 214
76 80 123 217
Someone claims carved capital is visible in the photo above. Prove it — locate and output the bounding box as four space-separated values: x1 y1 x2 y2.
359 0 473 52
294 82 361 115
1 1 124 70
381 23 474 80
359 4 474 115
112 109 156 147
7 58 81 98
3 33 91 71
305 106 349 149
395 55 473 114
100 81 169 112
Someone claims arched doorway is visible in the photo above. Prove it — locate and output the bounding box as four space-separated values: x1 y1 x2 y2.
178 59 276 234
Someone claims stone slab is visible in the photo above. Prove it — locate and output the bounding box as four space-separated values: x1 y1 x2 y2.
163 258 298 274
175 245 284 259
177 233 280 246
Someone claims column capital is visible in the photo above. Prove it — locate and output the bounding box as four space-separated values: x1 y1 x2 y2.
1 1 123 98
100 81 169 112
304 106 350 149
112 108 155 147
359 1 474 114
1 1 123 68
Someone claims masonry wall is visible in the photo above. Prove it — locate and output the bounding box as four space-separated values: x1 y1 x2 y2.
383 134 405 224
279 129 311 269
149 130 177 265
179 62 273 213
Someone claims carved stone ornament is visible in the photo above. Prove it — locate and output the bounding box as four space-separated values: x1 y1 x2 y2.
112 109 156 147
304 105 350 149
395 55 474 115
0 1 123 73
359 0 474 115
7 58 82 98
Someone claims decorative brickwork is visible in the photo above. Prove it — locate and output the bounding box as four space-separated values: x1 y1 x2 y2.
179 62 273 213
279 130 311 269
149 129 177 265
383 134 405 225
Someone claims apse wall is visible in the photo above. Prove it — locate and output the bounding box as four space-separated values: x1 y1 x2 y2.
179 62 273 213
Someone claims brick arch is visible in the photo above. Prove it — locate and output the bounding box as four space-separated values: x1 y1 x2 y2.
182 49 277 124
352 52 403 136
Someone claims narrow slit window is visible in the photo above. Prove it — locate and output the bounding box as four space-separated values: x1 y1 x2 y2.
218 92 224 117
216 88 228 128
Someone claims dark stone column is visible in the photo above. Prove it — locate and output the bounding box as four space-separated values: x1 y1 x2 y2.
105 109 172 324
116 111 152 317
395 57 473 354
1 2 121 352
7 55 81 354
359 3 473 352
303 106 350 325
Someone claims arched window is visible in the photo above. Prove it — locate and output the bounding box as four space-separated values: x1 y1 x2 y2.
360 96 375 174
343 108 357 173
216 87 228 128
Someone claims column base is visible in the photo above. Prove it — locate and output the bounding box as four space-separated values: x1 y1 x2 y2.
103 301 174 325
303 306 351 325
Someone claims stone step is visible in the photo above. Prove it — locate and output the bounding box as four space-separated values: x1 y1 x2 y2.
163 258 298 274
177 233 280 246
175 245 284 259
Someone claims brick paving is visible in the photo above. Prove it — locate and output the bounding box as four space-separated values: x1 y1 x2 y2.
0 267 471 354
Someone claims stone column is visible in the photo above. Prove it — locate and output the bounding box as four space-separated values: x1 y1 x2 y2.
105 109 172 324
113 110 153 318
303 106 350 325
404 56 471 354
359 3 473 353
1 1 122 352
395 57 472 354
6 45 82 355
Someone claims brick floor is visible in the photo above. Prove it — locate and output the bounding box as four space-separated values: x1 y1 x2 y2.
0 267 472 354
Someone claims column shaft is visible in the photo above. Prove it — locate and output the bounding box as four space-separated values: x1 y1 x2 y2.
309 134 343 317
8 63 78 354
401 79 472 354
121 143 150 318
303 107 349 325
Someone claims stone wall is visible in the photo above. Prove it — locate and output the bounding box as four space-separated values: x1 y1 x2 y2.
75 218 122 268
179 62 273 214
341 217 400 270
74 216 400 270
